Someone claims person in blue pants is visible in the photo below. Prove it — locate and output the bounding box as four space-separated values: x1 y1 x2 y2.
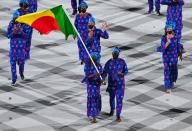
82 52 103 123
102 47 128 122
71 0 83 15
148 0 161 15
7 10 28 86
159 23 182 93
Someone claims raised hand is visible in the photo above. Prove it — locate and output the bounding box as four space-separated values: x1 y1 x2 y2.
101 21 108 31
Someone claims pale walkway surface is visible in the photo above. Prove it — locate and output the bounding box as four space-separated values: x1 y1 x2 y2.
0 0 192 131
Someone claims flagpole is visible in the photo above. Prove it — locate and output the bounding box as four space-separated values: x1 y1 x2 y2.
62 5 103 81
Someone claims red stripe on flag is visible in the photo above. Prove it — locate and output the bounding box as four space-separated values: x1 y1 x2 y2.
31 16 60 34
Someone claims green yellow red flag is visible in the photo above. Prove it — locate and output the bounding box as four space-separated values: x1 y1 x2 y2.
16 5 77 39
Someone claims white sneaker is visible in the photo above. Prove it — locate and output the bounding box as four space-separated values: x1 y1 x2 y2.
166 89 171 94
11 81 16 86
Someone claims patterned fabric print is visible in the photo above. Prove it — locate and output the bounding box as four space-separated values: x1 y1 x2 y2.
28 0 38 13
148 0 160 12
109 88 125 117
84 62 102 117
74 13 92 61
161 36 179 89
163 63 178 89
103 58 128 90
17 0 38 60
162 0 184 53
161 0 184 6
71 0 83 10
103 58 128 117
85 27 109 61
7 20 27 81
25 0 38 59
166 1 184 40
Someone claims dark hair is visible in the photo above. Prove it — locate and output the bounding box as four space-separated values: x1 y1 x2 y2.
164 30 167 37
19 2 29 8
19 3 23 7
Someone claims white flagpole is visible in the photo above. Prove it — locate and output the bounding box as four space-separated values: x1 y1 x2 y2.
62 5 103 81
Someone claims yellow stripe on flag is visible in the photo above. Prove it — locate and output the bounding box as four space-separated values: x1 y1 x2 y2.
16 10 55 25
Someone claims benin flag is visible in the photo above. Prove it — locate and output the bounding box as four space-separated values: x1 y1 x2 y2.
16 5 77 39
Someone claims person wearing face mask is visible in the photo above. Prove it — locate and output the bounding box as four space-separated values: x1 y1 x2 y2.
160 23 182 94
102 47 128 122
71 0 83 15
82 52 103 123
18 0 30 16
74 1 92 65
7 10 28 86
148 0 161 15
85 17 109 62
161 0 185 55
17 0 38 61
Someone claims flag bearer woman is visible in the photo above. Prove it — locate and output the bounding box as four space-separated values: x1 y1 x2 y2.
82 52 103 123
